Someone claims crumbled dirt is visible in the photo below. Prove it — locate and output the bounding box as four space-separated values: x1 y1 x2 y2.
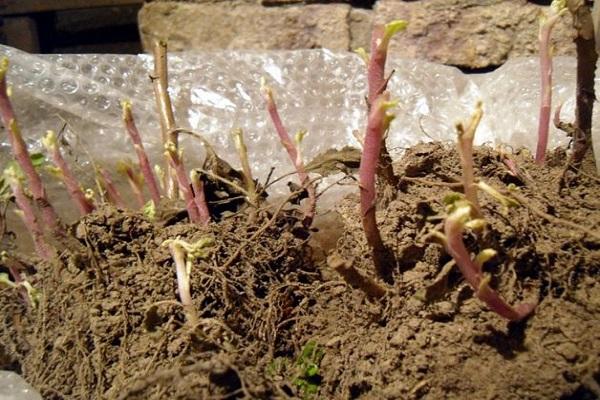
301 143 600 399
1 203 318 399
1 143 599 399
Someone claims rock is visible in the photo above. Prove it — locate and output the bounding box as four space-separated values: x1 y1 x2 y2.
374 0 576 69
138 1 351 52
138 0 577 68
261 0 349 4
349 8 373 51
555 342 579 362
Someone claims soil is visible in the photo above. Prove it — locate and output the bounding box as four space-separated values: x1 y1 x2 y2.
1 143 599 399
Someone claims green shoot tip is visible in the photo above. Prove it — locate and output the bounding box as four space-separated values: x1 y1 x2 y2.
443 192 464 206
354 47 369 64
121 99 132 120
550 0 567 14
384 20 408 40
474 249 497 269
164 141 177 155
42 130 57 150
0 272 16 289
84 188 95 201
464 218 486 230
3 163 23 183
477 274 492 297
143 200 156 220
260 77 272 98
447 201 472 224
0 57 8 78
294 129 307 145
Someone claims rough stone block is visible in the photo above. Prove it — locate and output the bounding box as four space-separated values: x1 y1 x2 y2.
138 1 351 51
374 0 576 69
349 8 373 51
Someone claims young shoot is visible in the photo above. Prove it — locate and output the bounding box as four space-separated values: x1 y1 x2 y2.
4 165 53 260
121 100 162 206
456 102 483 216
365 20 408 106
231 128 258 207
162 237 213 326
43 130 95 216
189 170 211 225
164 141 205 224
536 0 567 164
439 197 536 321
356 21 407 280
97 167 126 209
261 79 316 227
358 20 407 187
151 40 178 198
116 159 146 209
359 93 398 279
0 271 41 309
563 0 598 172
477 181 520 214
0 57 63 235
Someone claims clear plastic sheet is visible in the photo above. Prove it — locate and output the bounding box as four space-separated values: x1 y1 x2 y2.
0 44 598 208
0 371 42 400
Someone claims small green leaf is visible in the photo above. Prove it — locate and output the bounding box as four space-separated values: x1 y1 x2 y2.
143 200 156 220
20 281 41 309
0 177 10 200
443 192 463 206
30 153 46 168
306 363 319 377
0 272 17 288
354 47 369 63
384 20 408 41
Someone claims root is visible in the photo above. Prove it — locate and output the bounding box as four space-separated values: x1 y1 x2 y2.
508 190 600 242
220 181 316 270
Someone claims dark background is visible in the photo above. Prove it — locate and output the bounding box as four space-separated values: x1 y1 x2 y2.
0 0 144 54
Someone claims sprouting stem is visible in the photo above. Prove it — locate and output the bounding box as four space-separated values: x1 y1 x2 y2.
42 130 95 216
261 80 316 227
366 20 408 106
122 100 162 206
231 128 258 206
189 170 210 225
151 40 178 198
442 199 536 321
362 20 407 187
116 160 146 209
164 141 202 223
162 237 213 326
4 165 53 260
97 167 126 209
564 0 598 173
536 0 567 164
358 93 397 279
456 102 483 215
0 58 63 235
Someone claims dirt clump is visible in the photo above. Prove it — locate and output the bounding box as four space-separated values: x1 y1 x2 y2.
1 203 318 399
296 143 600 399
1 143 599 399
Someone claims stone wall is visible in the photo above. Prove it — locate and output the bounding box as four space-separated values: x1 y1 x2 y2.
138 0 576 69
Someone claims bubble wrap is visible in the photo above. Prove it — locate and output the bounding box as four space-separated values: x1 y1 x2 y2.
0 371 42 400
0 44 598 203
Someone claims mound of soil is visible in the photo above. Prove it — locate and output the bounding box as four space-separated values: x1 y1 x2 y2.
1 204 318 399
1 143 599 399
306 143 600 399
